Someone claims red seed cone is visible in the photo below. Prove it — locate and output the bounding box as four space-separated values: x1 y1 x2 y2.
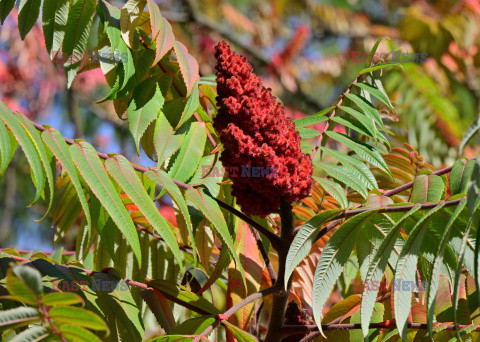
213 41 313 217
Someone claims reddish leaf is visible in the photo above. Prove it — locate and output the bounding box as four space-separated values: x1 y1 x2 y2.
146 0 162 39
174 41 199 96
226 222 263 331
152 16 174 67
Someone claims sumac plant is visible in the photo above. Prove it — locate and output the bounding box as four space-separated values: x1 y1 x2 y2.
0 1 480 341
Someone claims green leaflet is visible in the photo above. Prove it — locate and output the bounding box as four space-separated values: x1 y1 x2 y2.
314 177 349 209
0 307 41 331
154 113 184 166
338 105 377 139
185 188 246 287
325 131 392 177
223 321 258 342
188 154 223 197
59 325 102 342
49 306 107 331
145 168 196 267
297 128 321 139
148 279 221 315
0 258 128 340
174 41 199 96
312 210 378 337
315 161 369 198
92 272 145 340
357 214 395 281
141 287 176 334
172 316 216 335
197 245 230 295
0 103 45 206
330 116 374 139
284 209 342 286
41 292 84 306
168 122 207 184
459 115 480 154
450 158 475 196
16 116 56 220
0 119 17 176
42 128 91 238
105 155 183 266
42 0 69 55
344 93 385 130
0 0 15 24
175 83 200 129
7 326 49 341
394 202 445 341
6 265 43 305
354 82 394 110
293 106 332 128
410 174 445 203
467 156 480 214
18 0 41 40
97 0 121 52
152 16 175 66
70 141 142 264
127 78 165 154
117 49 156 98
359 62 403 75
62 0 96 87
366 37 390 67
116 39 135 90
320 147 378 189
360 205 421 338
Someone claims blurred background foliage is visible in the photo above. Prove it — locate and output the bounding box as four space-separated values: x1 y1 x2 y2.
1 0 480 254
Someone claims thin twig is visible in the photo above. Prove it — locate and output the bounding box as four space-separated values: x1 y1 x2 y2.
15 249 76 256
249 227 277 284
193 284 282 341
212 196 281 250
329 197 464 222
383 159 474 197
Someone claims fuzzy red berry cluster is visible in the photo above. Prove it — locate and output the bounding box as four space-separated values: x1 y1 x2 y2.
213 41 313 217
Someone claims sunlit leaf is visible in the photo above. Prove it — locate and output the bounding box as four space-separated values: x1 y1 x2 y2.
394 203 445 340
42 0 69 55
312 210 378 337
410 174 444 203
17 0 41 40
105 155 183 265
70 141 141 264
174 41 199 96
285 209 342 285
49 306 107 330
